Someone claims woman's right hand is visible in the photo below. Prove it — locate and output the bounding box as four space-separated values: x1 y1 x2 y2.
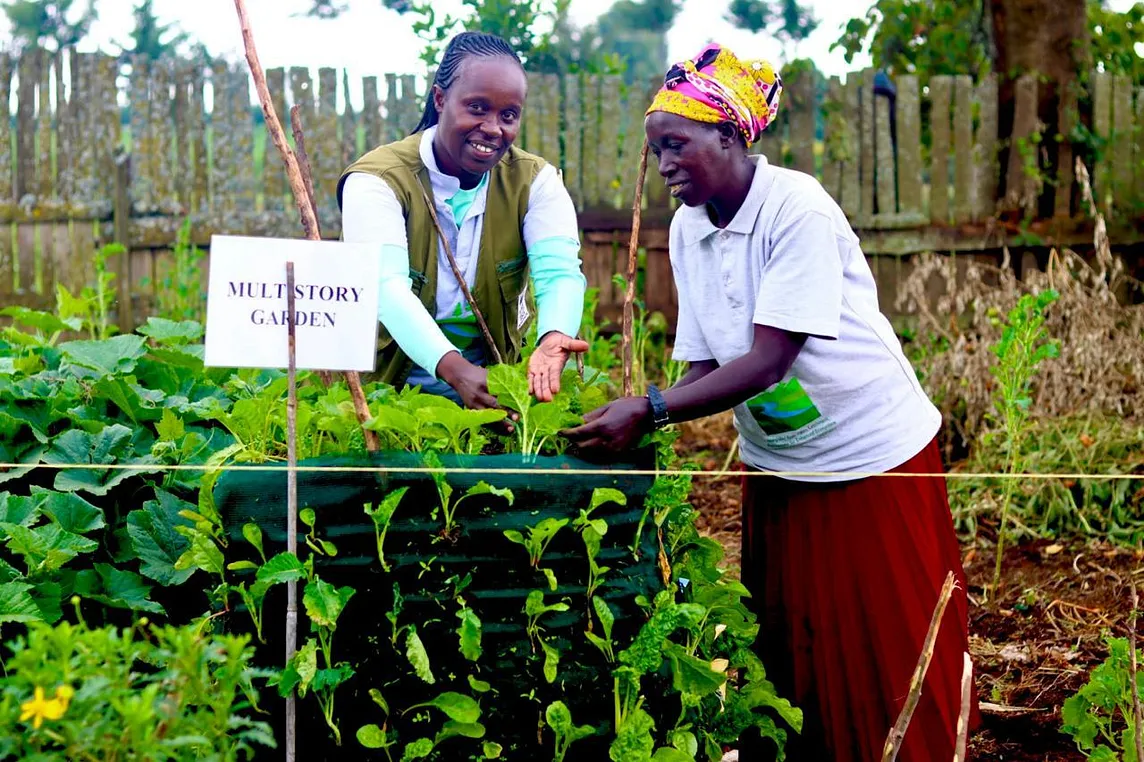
436 352 499 410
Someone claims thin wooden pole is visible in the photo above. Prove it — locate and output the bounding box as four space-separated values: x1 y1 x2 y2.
621 141 649 398
419 186 502 365
1131 581 1143 762
881 571 957 762
285 260 299 762
953 652 972 762
232 0 378 452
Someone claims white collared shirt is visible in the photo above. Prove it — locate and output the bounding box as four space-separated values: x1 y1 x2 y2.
669 156 941 481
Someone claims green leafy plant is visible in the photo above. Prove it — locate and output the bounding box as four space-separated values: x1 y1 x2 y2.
546 700 595 761
1061 635 1144 760
425 452 514 539
0 614 275 760
988 289 1061 593
364 487 410 572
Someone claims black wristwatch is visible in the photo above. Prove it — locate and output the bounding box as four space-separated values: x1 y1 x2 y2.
646 384 671 430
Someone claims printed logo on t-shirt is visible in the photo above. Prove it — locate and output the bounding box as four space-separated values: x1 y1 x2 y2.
745 377 837 449
439 302 479 349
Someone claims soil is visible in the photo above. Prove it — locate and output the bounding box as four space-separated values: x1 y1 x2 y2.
677 412 1143 762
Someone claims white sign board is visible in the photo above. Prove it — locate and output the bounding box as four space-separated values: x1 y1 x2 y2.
203 235 380 372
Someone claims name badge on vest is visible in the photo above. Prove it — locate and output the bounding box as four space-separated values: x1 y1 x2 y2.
517 286 530 331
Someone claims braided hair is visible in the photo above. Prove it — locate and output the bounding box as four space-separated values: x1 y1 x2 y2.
412 31 523 134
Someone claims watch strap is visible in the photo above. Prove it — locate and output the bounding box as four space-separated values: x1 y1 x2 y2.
646 384 670 429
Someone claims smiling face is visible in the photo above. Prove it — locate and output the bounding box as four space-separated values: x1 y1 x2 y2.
432 56 527 187
644 111 741 208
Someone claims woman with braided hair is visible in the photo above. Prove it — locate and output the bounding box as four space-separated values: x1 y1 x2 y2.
337 32 588 407
566 43 979 760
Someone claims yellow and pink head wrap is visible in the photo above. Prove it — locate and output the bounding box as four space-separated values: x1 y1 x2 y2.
646 43 782 147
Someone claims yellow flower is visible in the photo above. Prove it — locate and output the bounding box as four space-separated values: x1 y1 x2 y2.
19 685 72 730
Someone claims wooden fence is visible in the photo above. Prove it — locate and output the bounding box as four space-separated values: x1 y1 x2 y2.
2 48 1143 329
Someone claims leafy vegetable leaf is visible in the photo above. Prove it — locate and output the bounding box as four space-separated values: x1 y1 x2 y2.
303 578 354 629
59 335 147 376
406 627 435 684
457 607 482 662
35 488 105 534
0 581 44 624
126 489 194 586
357 724 392 749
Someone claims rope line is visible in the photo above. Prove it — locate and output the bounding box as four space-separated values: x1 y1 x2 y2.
1 462 1142 481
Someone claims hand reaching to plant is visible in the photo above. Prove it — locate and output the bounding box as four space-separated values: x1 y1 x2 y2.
562 397 651 453
437 352 518 431
529 332 590 402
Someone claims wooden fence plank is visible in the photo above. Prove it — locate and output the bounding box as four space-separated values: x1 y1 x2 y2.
562 73 582 208
582 75 600 208
58 52 75 203
399 75 418 138
54 53 68 202
619 77 648 207
37 53 53 201
71 53 95 204
230 65 256 213
523 72 542 157
929 76 952 224
789 68 817 177
96 55 119 207
16 224 35 293
974 75 999 220
874 93 896 215
264 67 287 211
953 75 973 223
598 75 622 206
314 67 340 209
1136 88 1144 213
384 73 400 143
541 73 562 171
342 69 358 172
189 61 208 214
0 54 12 205
641 77 668 209
896 75 922 217
154 59 178 214
860 68 876 219
1092 71 1111 212
130 57 155 213
172 62 190 210
840 73 861 217
1006 74 1040 214
211 62 234 218
16 50 39 201
821 76 842 200
362 75 381 151
1113 74 1134 213
1055 82 1077 218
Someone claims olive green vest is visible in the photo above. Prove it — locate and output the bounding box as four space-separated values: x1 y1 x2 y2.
336 133 545 387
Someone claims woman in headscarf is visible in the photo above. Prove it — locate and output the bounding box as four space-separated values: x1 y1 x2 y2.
337 31 588 408
566 43 979 761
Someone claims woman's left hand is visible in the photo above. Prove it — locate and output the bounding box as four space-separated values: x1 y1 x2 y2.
562 397 651 453
528 331 590 402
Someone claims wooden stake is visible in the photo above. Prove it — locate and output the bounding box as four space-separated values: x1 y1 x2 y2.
622 141 649 398
953 652 972 762
419 186 502 365
285 260 299 762
1131 581 1143 762
232 0 378 452
290 104 321 236
881 571 957 762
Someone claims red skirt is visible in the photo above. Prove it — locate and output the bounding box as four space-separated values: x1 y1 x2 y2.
739 438 979 761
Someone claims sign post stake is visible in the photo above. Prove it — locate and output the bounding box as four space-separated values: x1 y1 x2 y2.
284 261 299 762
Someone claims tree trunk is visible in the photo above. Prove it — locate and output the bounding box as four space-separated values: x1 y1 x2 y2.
990 0 1088 216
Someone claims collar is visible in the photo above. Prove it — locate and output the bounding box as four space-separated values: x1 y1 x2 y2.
418 126 489 215
679 155 775 246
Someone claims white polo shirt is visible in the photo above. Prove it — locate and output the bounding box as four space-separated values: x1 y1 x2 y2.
669 155 941 481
